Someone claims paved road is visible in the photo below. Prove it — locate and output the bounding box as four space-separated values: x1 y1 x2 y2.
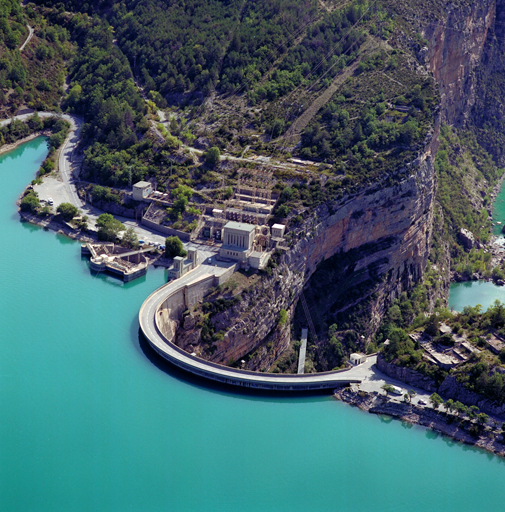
139 263 364 390
1 111 219 249
342 355 434 408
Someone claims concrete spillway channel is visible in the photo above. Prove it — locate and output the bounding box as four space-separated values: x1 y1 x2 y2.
139 271 361 391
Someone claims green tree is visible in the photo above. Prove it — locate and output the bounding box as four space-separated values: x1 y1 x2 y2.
425 315 439 337
96 213 125 241
275 204 291 218
477 413 489 425
204 146 220 168
165 236 186 258
453 401 467 417
20 192 40 213
27 113 44 131
278 309 287 326
57 202 78 221
468 405 480 419
429 393 443 410
122 227 139 249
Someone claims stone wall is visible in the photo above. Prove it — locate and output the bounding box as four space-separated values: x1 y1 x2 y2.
141 218 191 241
376 355 438 393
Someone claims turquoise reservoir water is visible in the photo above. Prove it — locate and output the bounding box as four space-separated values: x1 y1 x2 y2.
493 178 505 236
2 138 505 512
447 179 505 311
449 281 505 312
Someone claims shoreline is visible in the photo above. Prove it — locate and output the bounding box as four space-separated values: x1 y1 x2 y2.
0 132 49 156
18 210 173 268
334 387 505 458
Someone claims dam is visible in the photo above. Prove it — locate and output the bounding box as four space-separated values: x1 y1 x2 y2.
139 253 361 391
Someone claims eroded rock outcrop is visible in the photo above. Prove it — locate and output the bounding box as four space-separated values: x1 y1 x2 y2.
424 0 496 126
176 131 438 369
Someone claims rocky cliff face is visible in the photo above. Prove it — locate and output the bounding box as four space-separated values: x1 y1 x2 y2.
176 129 438 370
424 0 496 127
377 355 505 417
377 355 439 392
175 0 505 371
423 0 505 164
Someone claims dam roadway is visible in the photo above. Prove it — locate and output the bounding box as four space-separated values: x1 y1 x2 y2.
139 261 361 391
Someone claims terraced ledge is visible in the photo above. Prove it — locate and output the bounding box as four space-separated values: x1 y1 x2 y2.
139 275 361 391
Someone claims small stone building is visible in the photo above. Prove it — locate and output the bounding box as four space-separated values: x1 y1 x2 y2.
350 353 367 365
133 181 152 201
271 223 286 239
168 248 199 279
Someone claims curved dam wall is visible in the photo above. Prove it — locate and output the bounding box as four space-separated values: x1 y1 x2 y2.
139 273 360 391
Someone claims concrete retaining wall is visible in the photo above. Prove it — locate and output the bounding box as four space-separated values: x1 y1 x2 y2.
217 264 238 285
141 218 191 241
184 275 216 308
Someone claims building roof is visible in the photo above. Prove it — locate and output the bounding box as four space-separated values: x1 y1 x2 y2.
224 221 256 232
133 181 151 188
272 223 285 230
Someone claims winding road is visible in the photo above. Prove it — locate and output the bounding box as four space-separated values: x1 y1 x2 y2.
1 111 172 246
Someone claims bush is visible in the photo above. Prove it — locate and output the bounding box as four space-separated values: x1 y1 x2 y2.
57 202 78 221
20 192 39 213
204 146 220 168
96 213 125 241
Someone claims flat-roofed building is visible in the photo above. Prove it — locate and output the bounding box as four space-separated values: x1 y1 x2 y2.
220 221 256 262
271 223 286 239
133 181 152 201
350 353 367 365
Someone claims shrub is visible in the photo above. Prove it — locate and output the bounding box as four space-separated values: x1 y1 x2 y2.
56 202 78 221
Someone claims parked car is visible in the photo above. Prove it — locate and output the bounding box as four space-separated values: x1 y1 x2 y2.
418 399 427 406
390 386 404 395
47 197 53 205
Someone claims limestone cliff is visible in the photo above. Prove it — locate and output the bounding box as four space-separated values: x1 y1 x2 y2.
424 0 496 127
422 0 505 164
174 0 505 372
175 129 438 370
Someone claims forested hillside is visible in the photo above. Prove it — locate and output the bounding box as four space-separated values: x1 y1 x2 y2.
8 0 505 376
0 0 72 117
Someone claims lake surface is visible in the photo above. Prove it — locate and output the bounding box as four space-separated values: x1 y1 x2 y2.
2 138 505 512
448 179 505 312
493 177 505 236
449 281 505 312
